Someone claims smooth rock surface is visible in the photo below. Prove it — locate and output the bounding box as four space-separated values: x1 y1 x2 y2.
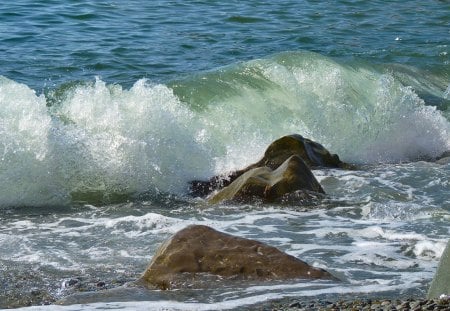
427 240 450 299
139 225 334 290
208 155 324 204
190 134 349 197
247 134 348 170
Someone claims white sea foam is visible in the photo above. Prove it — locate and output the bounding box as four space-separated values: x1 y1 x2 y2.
1 202 447 309
0 77 214 207
7 282 417 311
244 52 450 163
1 51 450 207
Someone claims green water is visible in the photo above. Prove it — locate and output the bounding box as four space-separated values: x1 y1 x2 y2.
0 1 449 309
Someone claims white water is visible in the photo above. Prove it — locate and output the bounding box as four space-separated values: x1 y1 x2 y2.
1 199 448 310
1 52 449 208
1 52 449 309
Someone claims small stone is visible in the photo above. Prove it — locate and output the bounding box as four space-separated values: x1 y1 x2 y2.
426 303 437 310
327 303 336 309
66 278 79 287
371 303 380 310
410 301 420 308
96 281 106 287
400 301 410 308
381 300 391 306
30 290 41 296
289 302 301 308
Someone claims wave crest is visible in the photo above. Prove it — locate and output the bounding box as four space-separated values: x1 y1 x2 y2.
1 51 449 207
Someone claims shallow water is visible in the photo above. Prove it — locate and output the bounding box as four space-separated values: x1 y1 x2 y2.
1 163 449 309
0 0 449 309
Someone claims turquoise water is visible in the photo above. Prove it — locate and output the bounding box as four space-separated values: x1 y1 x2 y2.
0 1 449 309
2 1 449 90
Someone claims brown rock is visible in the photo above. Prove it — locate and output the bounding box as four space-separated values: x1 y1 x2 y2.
207 155 324 204
248 134 347 170
139 225 335 290
189 134 350 197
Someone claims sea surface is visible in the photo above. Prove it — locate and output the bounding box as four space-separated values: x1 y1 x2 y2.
1 1 449 310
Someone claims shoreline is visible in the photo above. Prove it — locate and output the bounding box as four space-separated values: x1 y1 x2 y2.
261 296 450 311
3 289 450 310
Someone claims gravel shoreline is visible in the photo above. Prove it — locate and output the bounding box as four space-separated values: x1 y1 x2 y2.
267 296 450 311
2 295 450 310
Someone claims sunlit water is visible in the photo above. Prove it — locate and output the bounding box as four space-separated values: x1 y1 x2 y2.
0 0 449 309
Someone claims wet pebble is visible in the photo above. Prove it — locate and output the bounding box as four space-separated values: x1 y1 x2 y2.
272 296 450 311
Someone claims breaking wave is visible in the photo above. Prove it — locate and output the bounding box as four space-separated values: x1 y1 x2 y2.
1 51 449 207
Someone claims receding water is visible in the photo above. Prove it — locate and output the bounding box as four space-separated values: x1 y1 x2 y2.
0 0 449 309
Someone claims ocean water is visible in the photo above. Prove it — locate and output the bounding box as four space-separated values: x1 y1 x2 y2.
1 0 449 309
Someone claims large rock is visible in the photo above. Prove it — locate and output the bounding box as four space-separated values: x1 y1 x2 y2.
190 134 349 197
139 225 335 290
436 151 450 165
208 155 324 204
248 134 347 170
428 240 450 299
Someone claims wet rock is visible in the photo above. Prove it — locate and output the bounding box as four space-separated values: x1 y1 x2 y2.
0 265 56 308
207 155 324 204
428 240 450 299
270 297 450 311
437 150 450 159
436 151 450 165
138 225 335 290
248 134 348 170
190 134 350 197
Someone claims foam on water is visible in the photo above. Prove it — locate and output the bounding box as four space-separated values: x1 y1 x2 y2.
1 52 449 207
5 278 428 311
0 77 215 207
174 51 450 164
1 194 448 309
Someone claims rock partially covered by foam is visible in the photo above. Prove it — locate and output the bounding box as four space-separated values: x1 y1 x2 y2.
208 155 324 204
139 225 335 290
190 134 350 197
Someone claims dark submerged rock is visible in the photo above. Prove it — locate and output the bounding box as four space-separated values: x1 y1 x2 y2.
138 225 335 290
190 134 350 197
208 155 324 204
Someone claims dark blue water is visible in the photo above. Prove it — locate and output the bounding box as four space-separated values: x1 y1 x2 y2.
0 1 449 310
1 1 449 91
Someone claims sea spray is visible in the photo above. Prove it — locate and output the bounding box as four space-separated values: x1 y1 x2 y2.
444 84 450 99
0 77 60 206
1 52 449 207
0 78 214 207
172 51 450 164
54 78 214 195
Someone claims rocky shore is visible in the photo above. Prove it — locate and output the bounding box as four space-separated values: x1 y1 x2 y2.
266 296 450 311
3 291 450 310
